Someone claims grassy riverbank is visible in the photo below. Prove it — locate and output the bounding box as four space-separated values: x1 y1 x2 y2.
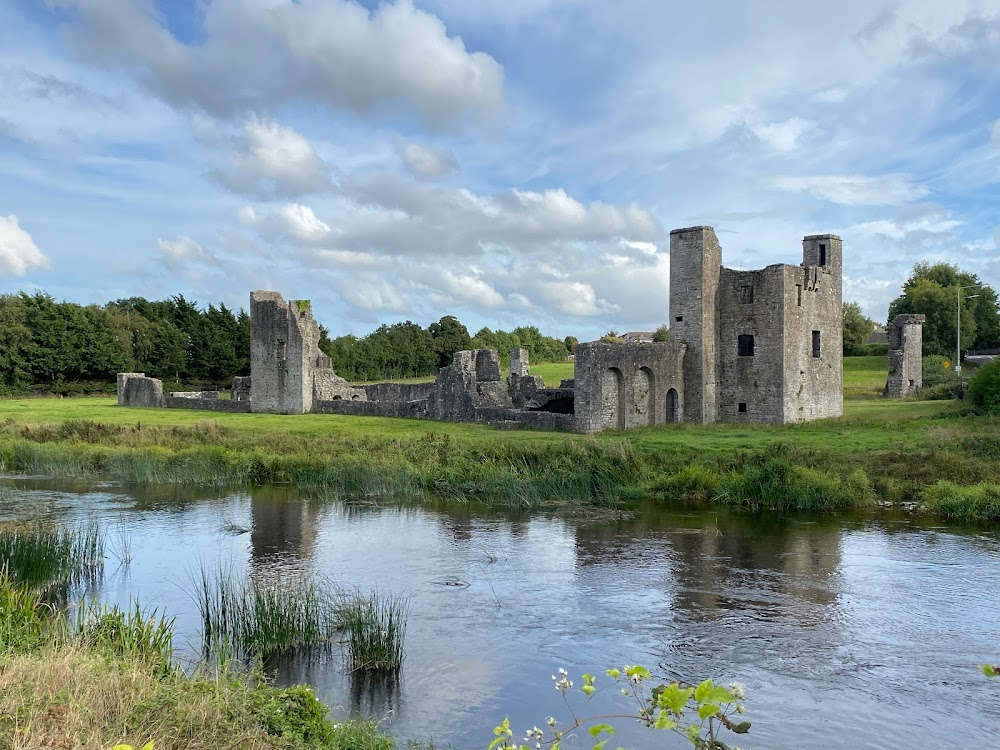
0 357 997 518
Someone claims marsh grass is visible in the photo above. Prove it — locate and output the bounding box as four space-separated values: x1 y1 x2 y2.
194 565 338 659
0 571 53 652
0 522 104 592
76 599 175 674
922 481 1000 522
336 590 408 672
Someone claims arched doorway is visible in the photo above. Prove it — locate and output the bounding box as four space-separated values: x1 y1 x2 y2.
666 388 680 423
602 368 625 431
633 367 655 426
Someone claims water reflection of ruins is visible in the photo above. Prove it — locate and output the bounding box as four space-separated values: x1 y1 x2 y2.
573 509 843 624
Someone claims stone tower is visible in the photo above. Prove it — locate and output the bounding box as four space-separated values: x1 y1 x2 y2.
885 314 925 397
249 291 322 414
669 226 721 423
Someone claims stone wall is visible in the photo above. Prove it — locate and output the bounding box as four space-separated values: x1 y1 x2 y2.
885 314 925 397
117 373 165 408
716 266 787 424
781 236 843 422
364 382 436 402
314 368 367 402
573 341 686 433
231 376 251 401
250 291 322 414
165 396 252 413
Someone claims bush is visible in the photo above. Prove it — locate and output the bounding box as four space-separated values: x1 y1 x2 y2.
967 358 1000 415
922 481 1000 522
923 355 961 388
921 382 961 401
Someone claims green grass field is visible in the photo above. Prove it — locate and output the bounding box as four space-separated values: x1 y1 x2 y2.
0 356 995 517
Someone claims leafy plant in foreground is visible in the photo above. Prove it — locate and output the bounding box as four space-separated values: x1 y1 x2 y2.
491 665 750 750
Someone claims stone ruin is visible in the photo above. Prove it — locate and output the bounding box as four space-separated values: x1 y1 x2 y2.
884 314 925 398
118 225 845 433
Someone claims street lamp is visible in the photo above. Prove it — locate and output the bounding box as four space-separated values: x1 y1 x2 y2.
956 284 981 375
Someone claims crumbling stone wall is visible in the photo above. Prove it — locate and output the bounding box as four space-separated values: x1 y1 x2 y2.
117 373 165 408
885 314 925 397
231 376 251 402
508 348 544 407
573 342 686 433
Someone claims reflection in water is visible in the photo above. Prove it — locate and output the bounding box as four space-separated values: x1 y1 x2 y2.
1 476 999 749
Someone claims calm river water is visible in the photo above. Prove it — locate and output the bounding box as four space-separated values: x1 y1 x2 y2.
2 477 999 749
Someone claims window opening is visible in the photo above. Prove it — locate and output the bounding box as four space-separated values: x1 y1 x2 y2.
739 285 754 304
738 335 755 357
812 330 821 358
675 316 683 323
796 284 802 306
738 402 747 413
819 243 827 266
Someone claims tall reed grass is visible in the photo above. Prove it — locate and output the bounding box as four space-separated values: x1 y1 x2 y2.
76 600 175 675
193 565 338 659
922 481 1000 522
336 590 408 672
0 522 104 592
0 571 53 652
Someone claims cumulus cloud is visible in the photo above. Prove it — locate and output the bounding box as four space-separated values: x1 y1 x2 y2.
770 174 930 205
0 215 51 276
397 141 458 180
850 211 962 241
211 117 330 197
52 0 505 127
155 236 219 271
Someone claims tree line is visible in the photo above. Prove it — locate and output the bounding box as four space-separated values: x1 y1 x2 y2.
0 294 574 395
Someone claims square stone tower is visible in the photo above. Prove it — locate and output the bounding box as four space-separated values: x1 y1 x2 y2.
669 227 722 423
250 291 322 414
885 314 925 397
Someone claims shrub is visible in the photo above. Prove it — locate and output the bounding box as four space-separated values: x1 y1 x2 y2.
923 355 961 388
967 358 1000 415
922 480 1000 522
651 464 719 504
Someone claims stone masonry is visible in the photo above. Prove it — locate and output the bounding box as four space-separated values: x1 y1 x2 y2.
118 227 844 433
884 314 925 397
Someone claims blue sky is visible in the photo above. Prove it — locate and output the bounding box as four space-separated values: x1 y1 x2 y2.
1 0 998 341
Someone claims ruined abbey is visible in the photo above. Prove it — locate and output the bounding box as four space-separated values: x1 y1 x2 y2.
118 226 844 432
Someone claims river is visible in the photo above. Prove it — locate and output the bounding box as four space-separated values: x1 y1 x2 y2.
2 477 998 748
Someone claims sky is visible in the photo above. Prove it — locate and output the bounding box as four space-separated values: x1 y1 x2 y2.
0 0 998 342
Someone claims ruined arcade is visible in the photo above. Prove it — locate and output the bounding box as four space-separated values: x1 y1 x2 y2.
118 226 843 433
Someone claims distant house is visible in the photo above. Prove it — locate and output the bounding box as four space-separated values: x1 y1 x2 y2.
619 331 656 343
866 324 888 346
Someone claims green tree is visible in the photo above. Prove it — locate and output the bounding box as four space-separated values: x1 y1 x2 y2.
888 263 1000 357
563 335 579 353
428 315 471 368
652 325 670 343
843 302 875 356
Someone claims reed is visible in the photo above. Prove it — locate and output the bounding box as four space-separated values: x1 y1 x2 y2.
922 480 1000 522
193 565 338 659
335 590 408 672
76 600 175 674
0 570 53 652
0 522 104 593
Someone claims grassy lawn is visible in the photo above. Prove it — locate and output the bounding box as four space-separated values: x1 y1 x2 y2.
0 356 994 517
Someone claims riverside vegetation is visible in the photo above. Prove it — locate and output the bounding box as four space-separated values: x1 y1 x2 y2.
0 357 998 521
0 521 403 750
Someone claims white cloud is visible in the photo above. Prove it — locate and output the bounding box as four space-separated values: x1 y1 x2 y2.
851 214 962 240
53 0 505 127
277 204 333 243
397 141 458 180
770 174 930 205
154 236 219 271
747 116 813 152
212 116 330 197
0 215 51 276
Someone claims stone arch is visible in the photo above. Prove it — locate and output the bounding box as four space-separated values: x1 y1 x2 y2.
666 388 680 423
602 367 625 431
633 367 655 426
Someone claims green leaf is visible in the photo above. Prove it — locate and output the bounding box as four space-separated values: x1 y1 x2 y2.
654 712 678 730
626 665 652 681
732 721 752 734
694 678 715 703
606 668 621 679
589 723 616 737
581 684 596 696
593 741 607 750
982 664 999 678
698 703 721 720
656 683 694 714
685 724 701 744
706 686 735 704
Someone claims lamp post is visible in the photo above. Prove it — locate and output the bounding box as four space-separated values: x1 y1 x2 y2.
956 284 981 375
